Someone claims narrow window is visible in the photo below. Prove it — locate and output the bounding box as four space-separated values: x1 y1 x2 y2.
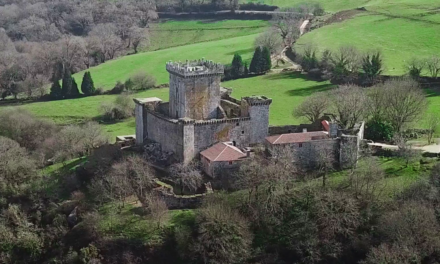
229 161 233 165
299 143 303 148
236 123 239 126
233 141 236 146
241 131 245 134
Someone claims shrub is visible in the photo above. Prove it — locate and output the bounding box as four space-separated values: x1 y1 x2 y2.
300 43 319 71
361 52 383 80
109 81 125 94
365 119 394 142
0 108 57 150
0 137 38 197
100 94 134 121
125 71 156 90
406 58 425 79
94 87 104 95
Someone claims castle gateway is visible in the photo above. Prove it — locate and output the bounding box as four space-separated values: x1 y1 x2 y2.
134 59 272 164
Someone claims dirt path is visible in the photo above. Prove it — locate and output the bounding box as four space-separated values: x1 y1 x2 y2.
271 47 302 73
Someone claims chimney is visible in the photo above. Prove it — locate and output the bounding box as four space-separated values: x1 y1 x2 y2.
244 147 251 158
303 128 308 133
329 122 339 138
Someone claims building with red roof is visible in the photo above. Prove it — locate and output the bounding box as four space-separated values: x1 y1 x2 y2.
200 142 248 177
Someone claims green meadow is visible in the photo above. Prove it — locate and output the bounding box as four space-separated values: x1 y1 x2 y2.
72 33 259 90
147 20 268 51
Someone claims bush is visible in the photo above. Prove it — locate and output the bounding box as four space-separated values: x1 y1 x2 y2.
125 71 156 90
0 108 57 151
109 81 125 94
365 119 394 142
406 58 425 79
94 87 104 95
100 94 134 121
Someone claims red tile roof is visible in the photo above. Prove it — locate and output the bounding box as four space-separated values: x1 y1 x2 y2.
200 142 247 162
265 131 329 145
322 120 330 132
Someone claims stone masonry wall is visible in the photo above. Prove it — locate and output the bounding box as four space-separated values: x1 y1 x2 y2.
268 124 322 136
193 118 252 155
267 139 340 168
145 111 183 159
169 73 221 120
220 99 241 117
248 104 271 144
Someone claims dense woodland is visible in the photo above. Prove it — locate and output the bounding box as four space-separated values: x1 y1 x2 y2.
1 108 440 264
0 0 157 99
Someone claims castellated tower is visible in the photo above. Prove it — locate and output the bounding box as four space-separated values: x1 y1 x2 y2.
166 59 224 120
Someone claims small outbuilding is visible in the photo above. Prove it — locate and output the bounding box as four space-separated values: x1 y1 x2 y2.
200 142 248 177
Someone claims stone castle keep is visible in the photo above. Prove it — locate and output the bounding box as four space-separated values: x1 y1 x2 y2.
134 59 272 164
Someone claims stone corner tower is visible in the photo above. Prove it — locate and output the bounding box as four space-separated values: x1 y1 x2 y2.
241 96 273 144
166 59 224 120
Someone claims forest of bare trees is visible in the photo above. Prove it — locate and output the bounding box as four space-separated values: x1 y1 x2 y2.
0 0 157 99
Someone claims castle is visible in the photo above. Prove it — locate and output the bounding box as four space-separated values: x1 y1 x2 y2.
133 59 364 172
134 59 272 164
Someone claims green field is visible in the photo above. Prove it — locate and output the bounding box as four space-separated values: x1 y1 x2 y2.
72 33 258 89
147 20 268 51
241 0 367 11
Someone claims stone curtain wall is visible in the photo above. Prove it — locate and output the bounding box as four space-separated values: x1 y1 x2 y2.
220 99 241 117
153 183 213 210
193 118 252 154
268 124 322 136
145 111 184 159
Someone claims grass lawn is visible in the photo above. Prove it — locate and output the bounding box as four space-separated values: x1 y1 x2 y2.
326 156 437 198
226 72 334 125
147 20 268 51
240 0 368 11
72 34 259 90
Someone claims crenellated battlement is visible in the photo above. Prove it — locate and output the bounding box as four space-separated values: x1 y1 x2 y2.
166 59 224 77
194 117 251 126
242 96 273 106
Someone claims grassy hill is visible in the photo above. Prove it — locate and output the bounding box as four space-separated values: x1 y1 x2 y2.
72 33 259 90
147 20 268 51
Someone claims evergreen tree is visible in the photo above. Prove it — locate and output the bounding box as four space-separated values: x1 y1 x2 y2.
71 77 80 96
81 72 96 95
61 68 72 98
261 47 272 72
244 62 249 77
50 80 62 100
231 53 244 79
250 47 263 74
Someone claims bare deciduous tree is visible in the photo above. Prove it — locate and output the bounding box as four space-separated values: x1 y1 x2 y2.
128 26 149 54
426 56 440 78
426 114 440 144
170 162 203 194
254 29 284 55
271 8 302 47
328 85 368 129
293 91 329 123
382 78 427 133
144 193 169 228
394 133 420 167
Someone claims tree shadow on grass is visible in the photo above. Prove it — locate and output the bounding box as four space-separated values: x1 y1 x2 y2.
225 47 255 56
284 84 335 97
262 71 336 96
